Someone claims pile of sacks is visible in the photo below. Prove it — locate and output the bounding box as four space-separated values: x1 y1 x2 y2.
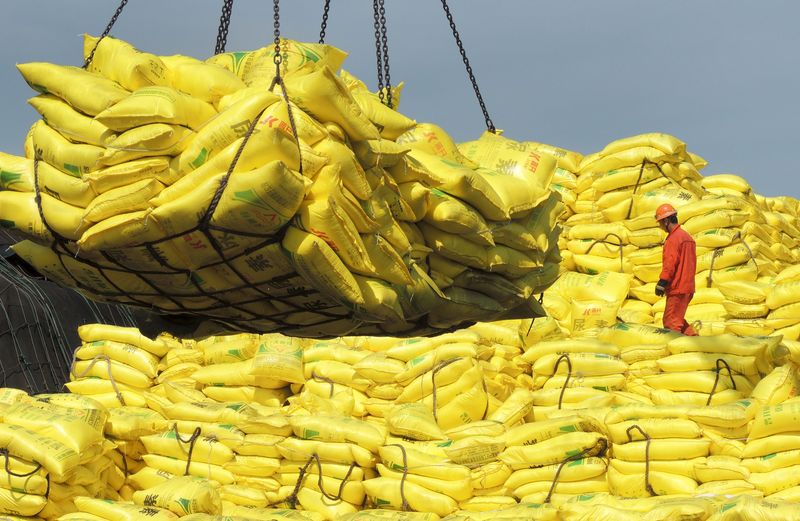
3 321 791 520
0 35 560 338
534 132 800 338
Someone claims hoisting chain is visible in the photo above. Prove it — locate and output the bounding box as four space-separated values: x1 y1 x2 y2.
439 0 495 133
83 0 129 69
318 0 331 44
372 0 393 108
215 0 234 55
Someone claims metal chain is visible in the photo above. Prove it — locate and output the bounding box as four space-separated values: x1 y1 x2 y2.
318 0 331 44
378 0 392 108
214 0 234 55
273 0 282 68
83 0 129 69
439 0 496 133
372 0 386 104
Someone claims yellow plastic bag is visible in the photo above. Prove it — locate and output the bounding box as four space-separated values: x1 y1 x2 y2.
28 93 115 146
95 86 217 131
132 476 221 516
161 54 245 105
17 62 130 116
0 151 96 207
83 34 168 90
26 120 103 176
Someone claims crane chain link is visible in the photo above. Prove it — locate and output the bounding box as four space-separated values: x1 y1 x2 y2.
272 0 282 67
318 0 331 44
215 0 234 55
83 0 129 69
439 0 495 133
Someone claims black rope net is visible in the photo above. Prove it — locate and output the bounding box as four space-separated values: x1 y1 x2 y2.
0 250 138 393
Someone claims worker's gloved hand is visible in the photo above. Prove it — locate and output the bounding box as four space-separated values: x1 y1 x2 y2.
655 279 668 297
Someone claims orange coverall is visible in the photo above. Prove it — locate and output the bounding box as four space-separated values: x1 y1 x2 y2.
659 224 698 335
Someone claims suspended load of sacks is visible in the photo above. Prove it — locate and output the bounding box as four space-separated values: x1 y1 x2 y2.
0 35 562 338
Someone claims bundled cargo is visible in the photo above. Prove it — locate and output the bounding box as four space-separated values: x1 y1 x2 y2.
0 35 561 338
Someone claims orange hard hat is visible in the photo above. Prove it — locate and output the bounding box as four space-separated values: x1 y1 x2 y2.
655 203 677 221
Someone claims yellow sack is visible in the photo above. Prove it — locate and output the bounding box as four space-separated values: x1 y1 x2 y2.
141 429 234 465
250 335 305 384
76 339 160 377
81 160 308 250
104 406 168 439
459 131 560 183
363 477 457 517
702 173 751 193
423 188 493 245
161 54 246 105
767 281 800 309
399 123 478 167
176 89 279 173
498 431 607 470
282 226 364 306
284 66 379 141
142 454 235 485
72 357 152 389
83 34 168 90
409 149 553 221
278 437 376 468
132 476 221 516
26 120 103 176
77 323 168 356
17 62 130 116
100 123 194 166
612 438 710 461
339 70 416 140
75 496 178 521
607 467 697 498
0 151 96 207
505 457 606 490
83 156 177 195
95 86 217 132
3 401 105 459
28 93 115 146
385 403 446 441
289 415 385 452
0 488 47 517
210 39 347 83
0 423 80 480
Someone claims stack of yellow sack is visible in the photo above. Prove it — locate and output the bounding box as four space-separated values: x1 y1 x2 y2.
1 35 561 339
458 130 582 207
498 416 609 504
765 270 800 341
0 389 119 519
521 337 625 417
626 334 775 407
24 319 800 519
539 271 632 335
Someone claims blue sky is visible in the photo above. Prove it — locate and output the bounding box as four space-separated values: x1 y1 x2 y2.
2 1 799 197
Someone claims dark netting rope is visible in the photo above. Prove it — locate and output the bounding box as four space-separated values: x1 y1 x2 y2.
543 439 607 503
170 424 203 476
706 358 737 406
281 453 356 508
625 425 655 496
0 448 51 509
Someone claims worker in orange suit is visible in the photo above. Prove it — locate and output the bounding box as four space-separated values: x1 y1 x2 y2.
655 203 698 335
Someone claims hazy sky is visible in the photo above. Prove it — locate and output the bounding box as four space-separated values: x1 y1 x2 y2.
2 1 799 197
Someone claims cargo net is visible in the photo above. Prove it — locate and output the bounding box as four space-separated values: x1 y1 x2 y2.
2 34 562 338
0 254 137 393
